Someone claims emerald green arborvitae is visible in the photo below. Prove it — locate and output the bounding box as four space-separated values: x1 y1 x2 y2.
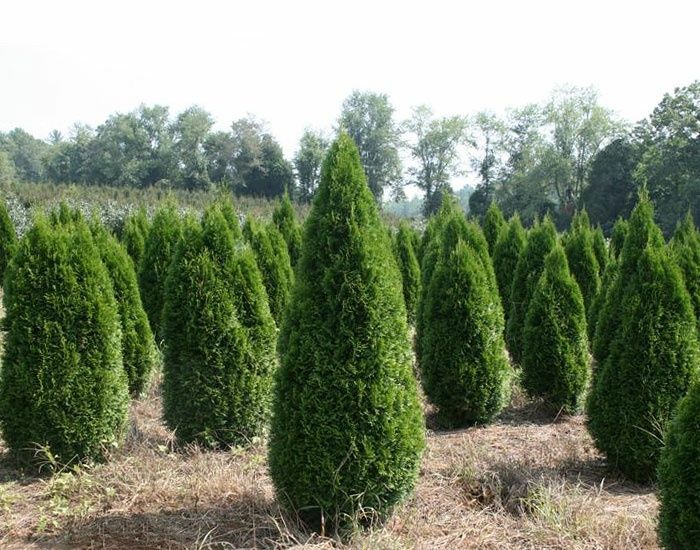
421 221 510 427
93 225 159 397
522 244 589 413
272 193 303 266
162 208 277 448
268 134 425 531
492 214 527 325
564 211 601 313
505 216 558 364
658 381 700 548
670 213 700 333
216 195 242 240
138 204 182 342
0 198 17 283
591 193 664 366
243 216 294 323
586 242 699 482
121 207 150 266
482 201 506 255
587 257 618 340
0 217 129 464
394 221 421 323
610 217 629 259
592 225 608 274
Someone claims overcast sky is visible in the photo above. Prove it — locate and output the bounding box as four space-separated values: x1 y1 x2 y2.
1 0 698 164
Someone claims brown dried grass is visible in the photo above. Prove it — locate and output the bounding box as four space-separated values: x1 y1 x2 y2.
0 380 659 549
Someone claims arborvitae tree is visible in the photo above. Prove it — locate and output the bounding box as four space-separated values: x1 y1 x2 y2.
92 225 158 397
50 201 83 226
0 217 129 464
272 193 303 266
522 244 589 413
162 210 276 448
0 198 17 282
138 204 182 342
482 201 506 255
216 195 242 240
587 257 618 340
586 245 699 482
592 225 608 275
592 193 665 366
492 214 527 324
610 217 629 259
564 213 601 313
670 213 700 333
505 216 558 364
269 134 424 530
394 221 420 323
658 381 700 548
421 235 510 427
243 216 294 323
121 207 150 266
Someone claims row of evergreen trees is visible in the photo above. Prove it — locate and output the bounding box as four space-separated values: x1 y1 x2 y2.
0 131 699 542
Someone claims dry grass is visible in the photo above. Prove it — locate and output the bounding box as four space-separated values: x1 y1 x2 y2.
0 381 659 549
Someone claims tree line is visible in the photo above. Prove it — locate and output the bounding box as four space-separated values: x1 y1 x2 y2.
1 82 698 234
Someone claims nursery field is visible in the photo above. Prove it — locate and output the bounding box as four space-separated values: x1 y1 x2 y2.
0 380 658 549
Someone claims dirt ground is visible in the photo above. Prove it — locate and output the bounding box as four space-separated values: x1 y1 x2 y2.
0 380 659 549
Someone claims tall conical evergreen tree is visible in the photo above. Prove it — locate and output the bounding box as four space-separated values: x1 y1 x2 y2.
492 214 527 324
243 216 294 323
592 193 664 366
0 198 17 283
482 201 506 255
658 381 700 548
586 244 699 482
394 221 420 323
92 224 159 397
216 195 242 240
272 193 303 266
121 207 150 266
610 217 629 259
506 216 558 364
0 217 129 464
592 225 608 275
162 209 276 448
564 211 601 313
138 204 182 342
269 134 424 530
522 244 589 413
670 213 700 333
421 231 510 427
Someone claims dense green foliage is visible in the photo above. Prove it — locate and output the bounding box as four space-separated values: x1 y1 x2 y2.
592 225 608 274
394 221 420 323
215 195 242 240
563 211 601 312
138 204 182 341
269 134 424 530
421 228 510 426
242 216 294 323
592 194 664 366
658 382 700 548
120 207 150 266
587 241 699 481
0 198 17 282
93 226 158 397
610 217 629 258
522 244 589 413
272 194 303 266
492 214 527 324
587 257 618 340
482 202 506 255
505 216 558 364
161 209 277 447
670 213 700 332
0 217 129 464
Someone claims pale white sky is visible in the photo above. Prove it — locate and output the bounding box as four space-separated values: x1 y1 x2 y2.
1 0 698 176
